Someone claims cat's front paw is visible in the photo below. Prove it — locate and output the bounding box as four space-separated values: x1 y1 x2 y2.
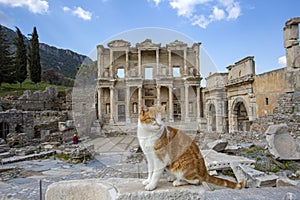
167 175 176 182
142 179 150 186
145 183 157 191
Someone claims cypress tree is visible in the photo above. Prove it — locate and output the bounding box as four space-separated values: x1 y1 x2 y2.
28 26 41 84
14 27 27 88
0 25 15 86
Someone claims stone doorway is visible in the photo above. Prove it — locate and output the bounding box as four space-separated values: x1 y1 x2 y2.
0 122 9 140
118 105 126 122
233 101 249 131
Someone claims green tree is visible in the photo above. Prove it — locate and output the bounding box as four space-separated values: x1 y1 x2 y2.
0 25 15 86
14 27 27 88
28 26 41 84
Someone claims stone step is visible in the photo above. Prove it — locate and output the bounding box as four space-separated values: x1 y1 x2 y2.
45 178 300 200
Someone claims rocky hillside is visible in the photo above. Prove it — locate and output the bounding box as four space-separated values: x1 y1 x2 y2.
1 25 92 78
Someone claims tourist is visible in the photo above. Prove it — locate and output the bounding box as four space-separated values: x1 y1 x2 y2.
72 134 79 144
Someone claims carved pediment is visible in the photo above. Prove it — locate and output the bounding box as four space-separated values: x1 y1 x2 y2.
167 40 187 47
107 40 131 48
136 39 161 48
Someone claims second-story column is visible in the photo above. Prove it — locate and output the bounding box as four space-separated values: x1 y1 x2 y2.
125 50 129 77
109 50 113 78
138 49 142 77
184 48 187 76
168 50 172 76
156 49 159 78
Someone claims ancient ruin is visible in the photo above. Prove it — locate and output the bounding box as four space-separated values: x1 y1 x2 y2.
0 18 300 200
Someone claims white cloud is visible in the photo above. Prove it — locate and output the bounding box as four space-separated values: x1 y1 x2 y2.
148 0 162 6
278 56 287 66
0 0 49 14
63 6 70 12
149 0 242 28
210 6 225 20
73 7 92 20
63 6 92 21
226 2 240 19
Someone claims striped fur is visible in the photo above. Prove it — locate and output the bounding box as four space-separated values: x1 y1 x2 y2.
138 105 245 191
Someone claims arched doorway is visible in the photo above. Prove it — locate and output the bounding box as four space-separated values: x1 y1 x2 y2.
208 104 216 131
0 122 9 140
232 100 249 131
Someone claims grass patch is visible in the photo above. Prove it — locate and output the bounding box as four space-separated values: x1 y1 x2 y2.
0 80 68 98
55 153 70 160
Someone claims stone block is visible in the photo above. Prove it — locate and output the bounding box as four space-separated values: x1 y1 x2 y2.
207 139 228 152
277 177 300 187
231 164 278 188
45 178 300 200
266 124 300 160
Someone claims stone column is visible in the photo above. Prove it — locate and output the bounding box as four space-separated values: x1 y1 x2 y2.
138 49 141 77
195 47 200 75
125 50 129 77
156 85 161 106
109 87 114 124
168 50 172 76
196 86 201 122
184 83 190 122
97 88 102 121
168 86 174 122
97 46 103 78
184 48 187 76
216 101 223 133
156 49 159 78
138 86 142 113
126 87 131 124
109 50 113 78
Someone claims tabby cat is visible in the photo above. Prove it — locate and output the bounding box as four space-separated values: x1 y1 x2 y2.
137 105 245 191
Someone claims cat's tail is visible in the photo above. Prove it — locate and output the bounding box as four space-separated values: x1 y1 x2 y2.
205 174 245 189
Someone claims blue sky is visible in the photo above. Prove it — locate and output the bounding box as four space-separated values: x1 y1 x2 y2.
0 0 299 76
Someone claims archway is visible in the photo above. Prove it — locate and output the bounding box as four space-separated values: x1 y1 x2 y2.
232 99 249 131
208 103 216 131
0 122 9 140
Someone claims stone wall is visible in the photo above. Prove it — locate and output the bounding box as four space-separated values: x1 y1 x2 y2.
0 109 34 140
253 68 286 117
15 86 59 111
253 92 300 136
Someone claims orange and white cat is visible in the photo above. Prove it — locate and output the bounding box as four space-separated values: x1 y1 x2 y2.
137 105 245 191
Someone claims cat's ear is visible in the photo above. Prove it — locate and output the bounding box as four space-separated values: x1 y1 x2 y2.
140 105 148 115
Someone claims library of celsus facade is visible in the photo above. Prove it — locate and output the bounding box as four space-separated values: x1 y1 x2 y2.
96 39 202 125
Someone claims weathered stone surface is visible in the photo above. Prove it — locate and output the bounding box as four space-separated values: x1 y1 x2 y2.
46 179 117 200
207 139 228 152
231 164 278 188
45 178 300 200
266 124 300 160
202 150 255 171
277 177 300 187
